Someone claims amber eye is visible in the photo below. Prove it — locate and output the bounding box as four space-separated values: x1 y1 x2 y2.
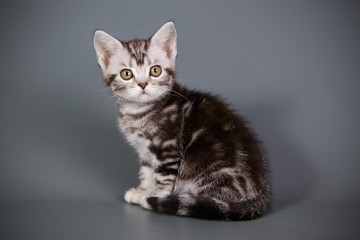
120 69 133 80
150 65 162 77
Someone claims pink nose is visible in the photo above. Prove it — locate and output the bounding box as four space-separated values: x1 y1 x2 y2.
138 83 148 89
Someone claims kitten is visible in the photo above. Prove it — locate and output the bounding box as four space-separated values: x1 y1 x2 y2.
93 21 271 220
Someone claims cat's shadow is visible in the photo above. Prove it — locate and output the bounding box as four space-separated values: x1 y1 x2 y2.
236 98 317 212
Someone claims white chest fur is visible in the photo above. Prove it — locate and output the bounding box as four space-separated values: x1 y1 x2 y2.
118 119 155 165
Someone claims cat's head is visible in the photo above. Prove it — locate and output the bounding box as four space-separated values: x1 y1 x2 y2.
93 21 177 103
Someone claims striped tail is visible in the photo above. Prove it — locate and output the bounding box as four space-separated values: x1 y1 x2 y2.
146 193 270 221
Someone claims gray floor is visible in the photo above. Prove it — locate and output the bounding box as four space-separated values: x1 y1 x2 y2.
1 1 360 239
1 199 359 240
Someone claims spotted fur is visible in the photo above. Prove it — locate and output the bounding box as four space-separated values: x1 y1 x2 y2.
93 21 271 220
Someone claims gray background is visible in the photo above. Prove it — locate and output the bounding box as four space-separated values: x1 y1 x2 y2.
1 0 359 239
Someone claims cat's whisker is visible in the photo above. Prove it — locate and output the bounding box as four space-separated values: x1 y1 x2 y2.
150 85 189 102
105 92 129 102
168 89 190 102
97 87 110 92
104 94 116 102
116 93 130 101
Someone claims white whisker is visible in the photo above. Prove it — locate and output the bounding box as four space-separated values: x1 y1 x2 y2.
97 87 110 92
105 94 116 102
150 85 189 102
168 89 189 102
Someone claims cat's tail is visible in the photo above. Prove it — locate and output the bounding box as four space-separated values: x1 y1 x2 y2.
146 193 270 221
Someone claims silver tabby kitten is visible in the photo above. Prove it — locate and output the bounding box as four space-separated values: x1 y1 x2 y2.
93 22 271 220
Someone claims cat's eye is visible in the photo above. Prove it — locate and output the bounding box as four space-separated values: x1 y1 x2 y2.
120 69 133 80
150 65 162 77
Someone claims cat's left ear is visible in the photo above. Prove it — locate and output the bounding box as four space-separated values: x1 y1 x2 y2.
93 30 123 71
150 21 177 62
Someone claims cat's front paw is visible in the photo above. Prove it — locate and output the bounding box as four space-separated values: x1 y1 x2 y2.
140 197 152 210
124 188 148 205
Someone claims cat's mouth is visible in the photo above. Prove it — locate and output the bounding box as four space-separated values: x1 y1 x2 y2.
140 90 149 96
138 90 152 101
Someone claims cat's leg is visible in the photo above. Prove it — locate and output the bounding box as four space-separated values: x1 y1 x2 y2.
140 159 180 209
124 165 155 205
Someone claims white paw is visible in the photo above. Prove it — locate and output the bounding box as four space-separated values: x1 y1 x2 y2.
124 188 148 205
140 196 152 210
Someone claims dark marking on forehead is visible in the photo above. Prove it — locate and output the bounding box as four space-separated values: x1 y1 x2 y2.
122 39 149 66
131 53 147 65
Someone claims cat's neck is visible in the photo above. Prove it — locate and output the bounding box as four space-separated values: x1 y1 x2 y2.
118 101 155 117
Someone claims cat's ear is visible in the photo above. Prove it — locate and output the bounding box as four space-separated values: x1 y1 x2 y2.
150 21 177 61
93 30 123 70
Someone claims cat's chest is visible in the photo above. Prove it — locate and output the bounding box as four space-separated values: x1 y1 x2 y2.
124 128 154 161
118 118 157 162
118 105 182 162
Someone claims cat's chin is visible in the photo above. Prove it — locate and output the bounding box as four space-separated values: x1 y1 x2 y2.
123 92 160 104
137 93 154 103
134 90 167 103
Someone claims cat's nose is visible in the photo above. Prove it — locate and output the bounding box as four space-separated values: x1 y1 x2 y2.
138 83 148 89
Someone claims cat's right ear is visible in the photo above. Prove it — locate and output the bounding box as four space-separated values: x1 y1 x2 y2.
93 30 123 70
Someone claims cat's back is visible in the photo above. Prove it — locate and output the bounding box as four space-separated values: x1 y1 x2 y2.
174 83 252 143
176 83 269 193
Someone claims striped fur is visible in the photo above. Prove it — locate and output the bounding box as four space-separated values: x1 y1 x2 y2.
93 22 271 220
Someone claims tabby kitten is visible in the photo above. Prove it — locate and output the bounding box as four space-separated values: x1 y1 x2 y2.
93 21 271 220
